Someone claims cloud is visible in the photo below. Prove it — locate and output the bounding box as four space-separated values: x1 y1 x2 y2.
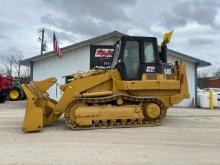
0 34 9 40
0 0 220 73
41 15 113 37
40 0 138 37
42 0 137 22
161 0 220 29
42 27 75 43
0 20 15 41
188 37 214 46
0 47 17 63
161 14 187 29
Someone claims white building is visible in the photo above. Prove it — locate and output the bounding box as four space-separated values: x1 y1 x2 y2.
22 31 210 107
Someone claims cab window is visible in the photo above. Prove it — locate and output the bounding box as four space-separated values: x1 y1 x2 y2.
144 42 155 63
111 42 120 68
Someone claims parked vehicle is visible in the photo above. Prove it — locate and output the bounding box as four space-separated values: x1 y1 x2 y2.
22 32 190 132
8 80 25 101
0 76 13 103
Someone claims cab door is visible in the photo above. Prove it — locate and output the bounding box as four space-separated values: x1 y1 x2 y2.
122 40 140 80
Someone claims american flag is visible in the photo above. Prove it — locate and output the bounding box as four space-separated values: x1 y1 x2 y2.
53 32 63 58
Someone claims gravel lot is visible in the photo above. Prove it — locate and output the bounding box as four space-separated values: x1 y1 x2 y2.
0 101 220 165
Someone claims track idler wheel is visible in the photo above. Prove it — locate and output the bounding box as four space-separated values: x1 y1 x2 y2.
65 102 86 128
142 102 161 121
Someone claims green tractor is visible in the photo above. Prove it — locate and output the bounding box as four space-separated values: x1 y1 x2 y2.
8 80 25 101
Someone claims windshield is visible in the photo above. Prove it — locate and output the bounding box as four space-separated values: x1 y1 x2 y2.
111 41 120 68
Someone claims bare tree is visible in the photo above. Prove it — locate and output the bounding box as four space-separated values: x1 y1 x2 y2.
1 55 14 76
12 54 24 78
0 48 30 82
20 66 30 78
0 66 5 76
20 66 31 83
198 72 209 78
4 63 12 76
213 67 220 79
197 70 211 89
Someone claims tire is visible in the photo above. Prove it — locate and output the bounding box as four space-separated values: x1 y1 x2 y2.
9 88 23 101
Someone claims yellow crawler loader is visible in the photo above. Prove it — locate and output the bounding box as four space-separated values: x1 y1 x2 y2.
22 32 189 132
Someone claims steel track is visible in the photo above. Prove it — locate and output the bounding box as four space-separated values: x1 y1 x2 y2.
64 94 167 130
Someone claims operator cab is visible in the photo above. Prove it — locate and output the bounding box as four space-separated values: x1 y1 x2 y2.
111 35 172 80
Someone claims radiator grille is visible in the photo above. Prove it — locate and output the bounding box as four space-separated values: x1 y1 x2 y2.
146 74 157 80
166 74 175 80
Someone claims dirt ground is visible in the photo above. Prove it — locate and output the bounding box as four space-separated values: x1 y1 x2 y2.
0 101 220 165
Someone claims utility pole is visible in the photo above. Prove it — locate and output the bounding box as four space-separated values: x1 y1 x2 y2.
9 59 13 77
39 29 46 55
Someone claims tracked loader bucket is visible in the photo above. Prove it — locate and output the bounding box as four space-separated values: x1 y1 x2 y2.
22 78 58 132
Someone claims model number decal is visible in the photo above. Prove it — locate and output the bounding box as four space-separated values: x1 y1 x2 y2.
146 66 155 72
164 68 172 74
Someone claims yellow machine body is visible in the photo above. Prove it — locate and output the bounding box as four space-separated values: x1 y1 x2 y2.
70 104 144 126
22 64 189 132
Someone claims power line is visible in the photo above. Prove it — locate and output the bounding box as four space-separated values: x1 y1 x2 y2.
0 10 50 54
0 10 47 54
0 10 36 31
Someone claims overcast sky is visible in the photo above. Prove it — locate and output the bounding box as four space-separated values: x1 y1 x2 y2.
0 0 220 73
